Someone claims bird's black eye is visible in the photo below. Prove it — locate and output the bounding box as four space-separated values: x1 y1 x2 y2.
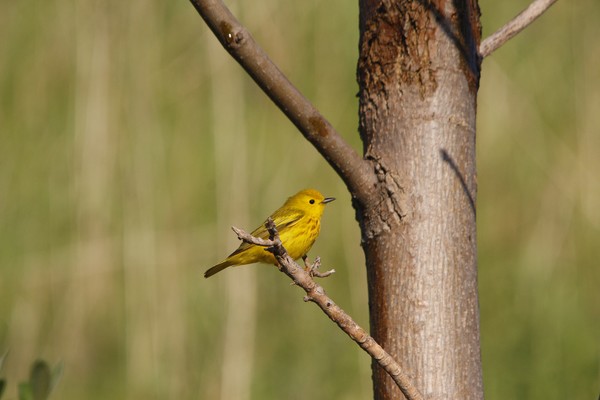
309 199 315 204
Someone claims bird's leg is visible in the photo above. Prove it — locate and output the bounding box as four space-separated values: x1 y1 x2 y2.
302 255 311 271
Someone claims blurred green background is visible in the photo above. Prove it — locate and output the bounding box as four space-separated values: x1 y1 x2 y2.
1 0 598 399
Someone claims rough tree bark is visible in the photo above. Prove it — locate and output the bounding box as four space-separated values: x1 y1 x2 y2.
356 1 483 399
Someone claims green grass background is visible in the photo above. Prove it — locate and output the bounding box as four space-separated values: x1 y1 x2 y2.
1 0 598 399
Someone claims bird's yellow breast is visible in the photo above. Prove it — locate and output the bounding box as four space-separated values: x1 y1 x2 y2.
279 215 321 260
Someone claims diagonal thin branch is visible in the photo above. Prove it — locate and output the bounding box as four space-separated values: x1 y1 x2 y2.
232 218 424 400
189 0 376 201
479 0 559 58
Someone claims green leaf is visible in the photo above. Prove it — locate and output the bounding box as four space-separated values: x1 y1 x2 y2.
0 379 6 400
18 382 33 400
29 360 51 400
50 361 64 393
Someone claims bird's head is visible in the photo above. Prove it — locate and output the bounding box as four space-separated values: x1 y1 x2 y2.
285 189 335 218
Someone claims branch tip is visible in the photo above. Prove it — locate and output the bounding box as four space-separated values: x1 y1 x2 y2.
480 0 559 58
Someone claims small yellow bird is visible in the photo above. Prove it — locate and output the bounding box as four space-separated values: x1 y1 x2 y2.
204 189 335 278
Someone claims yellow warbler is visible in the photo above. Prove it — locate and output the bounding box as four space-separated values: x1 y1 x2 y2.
204 189 335 278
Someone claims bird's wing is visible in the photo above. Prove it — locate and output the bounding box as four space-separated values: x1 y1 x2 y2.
229 209 304 256
250 208 304 239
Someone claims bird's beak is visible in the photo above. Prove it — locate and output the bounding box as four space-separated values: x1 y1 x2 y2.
322 197 336 204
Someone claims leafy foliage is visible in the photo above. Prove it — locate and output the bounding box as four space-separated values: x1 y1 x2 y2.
0 357 62 400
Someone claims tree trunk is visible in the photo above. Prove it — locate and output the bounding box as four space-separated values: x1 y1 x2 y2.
356 1 483 398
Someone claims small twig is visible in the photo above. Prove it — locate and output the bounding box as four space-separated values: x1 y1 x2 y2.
479 0 559 58
310 267 336 278
302 256 336 278
231 226 279 248
233 218 424 400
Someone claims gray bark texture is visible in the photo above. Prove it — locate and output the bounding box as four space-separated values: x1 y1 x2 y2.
356 1 484 398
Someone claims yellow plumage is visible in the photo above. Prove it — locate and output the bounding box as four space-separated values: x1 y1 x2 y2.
204 189 335 278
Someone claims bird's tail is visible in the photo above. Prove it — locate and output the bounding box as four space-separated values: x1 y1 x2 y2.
204 260 232 278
